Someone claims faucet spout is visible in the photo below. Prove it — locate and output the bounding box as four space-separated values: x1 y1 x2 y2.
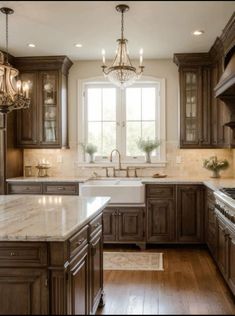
110 149 122 170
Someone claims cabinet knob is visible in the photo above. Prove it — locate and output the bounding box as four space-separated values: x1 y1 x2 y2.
76 238 85 246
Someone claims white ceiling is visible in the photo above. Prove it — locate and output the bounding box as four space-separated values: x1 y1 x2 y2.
0 1 234 61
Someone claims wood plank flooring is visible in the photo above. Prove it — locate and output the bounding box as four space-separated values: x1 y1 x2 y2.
97 246 235 315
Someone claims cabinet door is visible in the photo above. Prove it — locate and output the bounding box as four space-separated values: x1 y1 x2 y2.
177 185 204 242
16 72 38 147
103 208 117 242
117 208 144 242
68 245 89 315
147 199 175 242
89 229 103 315
0 268 48 314
200 67 211 146
227 230 235 295
38 71 60 147
216 217 228 278
206 201 217 257
180 68 201 147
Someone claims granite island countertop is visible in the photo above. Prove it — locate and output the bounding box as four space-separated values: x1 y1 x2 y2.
0 195 110 242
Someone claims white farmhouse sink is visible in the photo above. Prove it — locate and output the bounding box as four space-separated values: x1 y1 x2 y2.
79 178 145 204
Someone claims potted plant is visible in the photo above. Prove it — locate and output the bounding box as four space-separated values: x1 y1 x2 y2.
80 143 97 163
203 156 229 178
137 137 161 163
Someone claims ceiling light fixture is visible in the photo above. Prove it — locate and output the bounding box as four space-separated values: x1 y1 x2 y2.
193 30 205 36
101 4 144 89
74 43 82 48
0 7 30 114
28 43 36 48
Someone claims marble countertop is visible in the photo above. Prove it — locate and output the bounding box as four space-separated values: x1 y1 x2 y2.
0 195 110 241
6 177 88 183
6 176 235 191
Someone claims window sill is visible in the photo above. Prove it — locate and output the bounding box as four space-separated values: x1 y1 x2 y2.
75 161 168 168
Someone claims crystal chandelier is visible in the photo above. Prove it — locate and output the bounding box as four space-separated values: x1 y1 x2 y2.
0 7 30 114
101 4 144 89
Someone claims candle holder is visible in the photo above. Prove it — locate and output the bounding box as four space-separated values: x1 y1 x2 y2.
36 164 50 177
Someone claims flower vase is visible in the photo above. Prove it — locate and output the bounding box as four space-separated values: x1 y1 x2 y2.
211 169 220 178
145 152 151 163
89 153 95 164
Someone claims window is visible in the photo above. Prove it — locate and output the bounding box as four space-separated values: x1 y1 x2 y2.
81 77 166 163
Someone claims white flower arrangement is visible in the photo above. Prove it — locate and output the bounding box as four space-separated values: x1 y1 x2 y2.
203 156 229 172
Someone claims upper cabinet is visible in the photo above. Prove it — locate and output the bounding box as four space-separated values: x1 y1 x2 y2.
14 56 73 148
174 54 212 148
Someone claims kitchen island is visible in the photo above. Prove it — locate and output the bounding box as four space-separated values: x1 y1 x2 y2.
0 195 110 315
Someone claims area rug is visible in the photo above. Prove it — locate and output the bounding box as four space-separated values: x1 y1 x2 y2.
103 251 164 271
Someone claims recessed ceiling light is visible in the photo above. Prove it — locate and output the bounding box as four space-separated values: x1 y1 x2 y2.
28 43 36 48
74 43 82 48
193 30 205 36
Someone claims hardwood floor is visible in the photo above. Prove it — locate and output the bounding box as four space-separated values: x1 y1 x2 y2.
97 245 235 315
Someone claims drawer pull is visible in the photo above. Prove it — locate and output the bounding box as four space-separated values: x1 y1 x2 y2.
75 238 85 246
57 187 64 190
10 252 17 257
93 223 101 228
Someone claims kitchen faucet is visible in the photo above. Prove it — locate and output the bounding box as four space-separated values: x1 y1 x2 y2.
110 149 122 170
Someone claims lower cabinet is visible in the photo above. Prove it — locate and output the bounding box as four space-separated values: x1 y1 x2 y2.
0 268 48 314
89 229 103 315
227 229 235 295
67 245 89 315
103 207 144 244
216 216 228 278
176 185 204 242
147 199 175 242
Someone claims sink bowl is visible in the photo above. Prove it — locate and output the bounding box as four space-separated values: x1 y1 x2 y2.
80 178 145 204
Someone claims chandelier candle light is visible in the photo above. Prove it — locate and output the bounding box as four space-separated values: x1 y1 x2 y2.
101 4 144 88
0 7 30 114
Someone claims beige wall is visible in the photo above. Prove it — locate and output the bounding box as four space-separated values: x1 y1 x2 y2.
24 59 234 178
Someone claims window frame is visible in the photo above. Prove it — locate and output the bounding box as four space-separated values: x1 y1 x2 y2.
78 76 166 165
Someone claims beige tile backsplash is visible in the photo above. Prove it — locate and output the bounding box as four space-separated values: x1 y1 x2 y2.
23 143 235 179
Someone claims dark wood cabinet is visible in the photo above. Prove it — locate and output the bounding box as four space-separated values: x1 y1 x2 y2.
174 54 212 148
103 208 117 242
205 189 217 258
216 216 228 278
68 245 89 315
147 199 175 242
176 185 204 242
227 228 235 295
0 268 48 315
89 229 103 315
103 207 145 245
14 56 73 149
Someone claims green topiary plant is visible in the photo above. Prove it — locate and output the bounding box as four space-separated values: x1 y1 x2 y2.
80 143 97 163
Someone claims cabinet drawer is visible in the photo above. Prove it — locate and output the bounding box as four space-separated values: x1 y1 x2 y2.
89 214 102 238
44 183 79 195
0 242 47 267
146 185 175 198
69 225 88 258
8 183 43 194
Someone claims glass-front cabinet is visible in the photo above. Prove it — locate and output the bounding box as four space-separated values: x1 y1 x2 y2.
40 71 59 145
184 71 198 143
15 56 73 148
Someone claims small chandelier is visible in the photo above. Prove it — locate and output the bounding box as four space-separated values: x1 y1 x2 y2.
0 7 30 114
101 4 144 89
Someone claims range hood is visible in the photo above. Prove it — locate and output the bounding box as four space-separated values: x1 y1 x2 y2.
215 47 235 128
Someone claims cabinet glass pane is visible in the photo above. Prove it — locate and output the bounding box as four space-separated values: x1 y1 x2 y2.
184 72 198 142
42 73 58 143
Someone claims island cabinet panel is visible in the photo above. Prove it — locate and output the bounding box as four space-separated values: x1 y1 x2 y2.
176 185 204 242
0 268 49 315
147 199 175 242
89 229 103 315
205 189 217 258
67 245 89 315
